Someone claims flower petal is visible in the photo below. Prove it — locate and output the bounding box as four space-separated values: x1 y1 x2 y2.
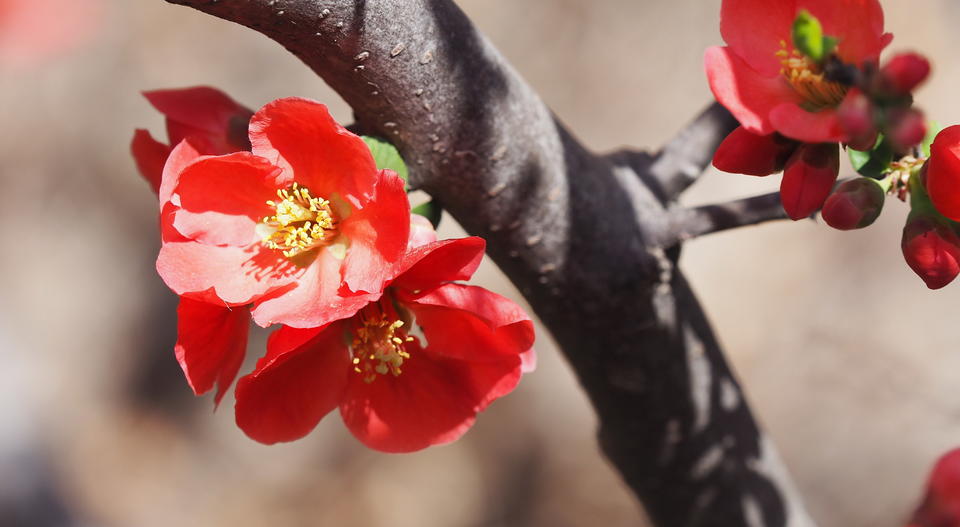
340 170 410 294
403 283 535 362
175 297 250 406
705 46 800 136
712 126 798 176
250 247 378 328
408 214 439 249
234 323 350 444
391 237 487 293
798 0 890 65
157 239 296 305
158 140 202 211
144 87 252 148
249 97 378 201
173 152 284 247
769 103 846 143
339 343 522 452
720 0 795 77
131 129 170 194
780 142 840 220
926 126 960 222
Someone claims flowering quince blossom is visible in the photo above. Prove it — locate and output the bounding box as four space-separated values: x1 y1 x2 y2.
233 229 536 452
132 86 254 194
0 0 101 67
908 448 960 527
925 126 960 222
156 97 411 330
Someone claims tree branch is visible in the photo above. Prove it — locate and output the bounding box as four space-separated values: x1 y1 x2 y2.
657 192 789 248
163 1 814 525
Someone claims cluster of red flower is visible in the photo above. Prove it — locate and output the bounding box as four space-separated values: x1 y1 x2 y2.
706 0 960 289
132 89 535 452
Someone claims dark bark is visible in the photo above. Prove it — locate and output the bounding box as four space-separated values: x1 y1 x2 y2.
162 1 809 525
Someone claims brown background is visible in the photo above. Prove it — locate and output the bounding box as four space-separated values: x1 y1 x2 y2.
1 1 959 526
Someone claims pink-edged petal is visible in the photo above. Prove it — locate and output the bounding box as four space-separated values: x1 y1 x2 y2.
234 323 351 444
175 297 250 406
391 237 486 293
249 97 378 201
705 46 801 136
131 129 170 194
340 170 410 294
144 86 252 140
173 152 284 246
769 103 846 143
339 343 522 453
799 0 890 65
408 214 438 249
157 239 297 305
251 247 378 328
158 140 202 210
720 0 795 77
402 283 535 362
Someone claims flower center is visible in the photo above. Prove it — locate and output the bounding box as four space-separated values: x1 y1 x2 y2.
777 41 847 111
350 303 415 384
260 183 337 258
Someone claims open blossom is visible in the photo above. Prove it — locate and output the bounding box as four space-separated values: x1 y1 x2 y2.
234 234 536 452
132 86 253 193
706 0 891 143
157 97 411 329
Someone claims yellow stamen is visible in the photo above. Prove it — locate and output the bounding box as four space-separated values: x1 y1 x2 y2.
777 40 847 111
260 183 337 258
351 305 414 384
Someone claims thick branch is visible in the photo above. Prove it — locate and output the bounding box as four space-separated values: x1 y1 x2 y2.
657 192 789 247
165 1 813 525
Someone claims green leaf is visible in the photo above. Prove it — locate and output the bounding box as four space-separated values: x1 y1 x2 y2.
848 136 893 179
792 10 824 61
362 135 409 185
921 121 941 158
821 36 838 58
411 200 442 228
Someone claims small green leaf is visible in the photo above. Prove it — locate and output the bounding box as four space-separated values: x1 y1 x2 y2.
821 36 838 58
921 121 941 158
792 10 824 61
848 136 893 179
362 135 409 185
411 200 442 228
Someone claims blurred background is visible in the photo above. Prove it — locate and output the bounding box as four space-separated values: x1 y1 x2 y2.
2 0 959 525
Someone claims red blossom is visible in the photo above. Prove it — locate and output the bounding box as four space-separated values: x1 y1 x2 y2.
233 236 536 452
821 177 885 230
131 87 253 193
712 126 799 176
901 216 960 290
706 0 891 144
779 142 839 220
156 97 411 329
0 0 101 67
910 448 960 527
881 52 931 96
925 126 960 222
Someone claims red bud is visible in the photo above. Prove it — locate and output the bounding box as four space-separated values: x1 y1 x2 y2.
881 52 931 95
713 126 799 176
888 108 927 152
780 143 839 220
926 126 960 221
910 448 960 527
837 88 878 151
821 178 885 230
901 216 960 289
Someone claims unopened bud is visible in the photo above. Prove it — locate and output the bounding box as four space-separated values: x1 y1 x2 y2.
881 52 931 95
901 216 960 289
780 143 840 220
837 88 878 151
925 126 960 221
909 448 960 527
821 178 885 230
888 108 927 153
713 126 799 176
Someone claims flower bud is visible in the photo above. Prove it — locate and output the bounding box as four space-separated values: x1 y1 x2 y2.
881 52 931 95
780 143 839 220
713 126 799 176
837 88 878 151
901 216 960 289
925 126 960 221
821 177 885 230
887 108 927 153
909 448 960 527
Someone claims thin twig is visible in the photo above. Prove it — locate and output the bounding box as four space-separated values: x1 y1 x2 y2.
658 191 788 247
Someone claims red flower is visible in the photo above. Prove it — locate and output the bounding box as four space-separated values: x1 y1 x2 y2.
156 97 410 329
901 216 960 290
712 126 799 176
924 126 960 222
910 448 960 527
705 0 891 143
131 86 253 193
780 142 840 220
233 235 536 452
0 0 100 67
